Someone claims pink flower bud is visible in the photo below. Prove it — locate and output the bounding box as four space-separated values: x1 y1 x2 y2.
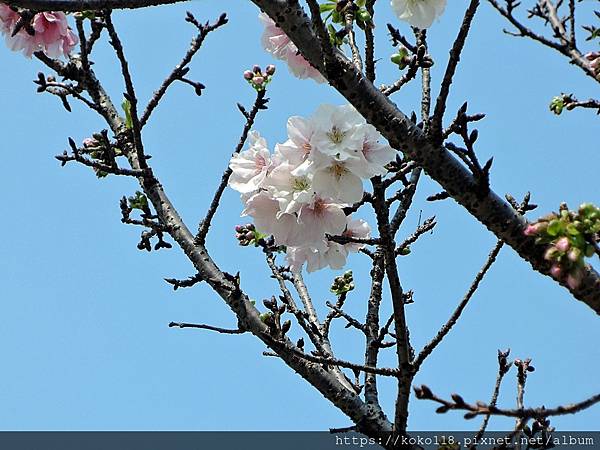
555 237 570 252
266 64 276 75
252 65 262 74
243 70 254 80
83 137 98 148
550 265 562 279
253 76 265 86
523 224 539 236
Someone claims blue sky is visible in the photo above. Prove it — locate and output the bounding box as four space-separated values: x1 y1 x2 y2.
0 0 598 432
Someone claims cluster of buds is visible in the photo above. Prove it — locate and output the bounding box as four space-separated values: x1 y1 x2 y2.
390 44 431 71
80 132 123 178
585 51 600 75
259 296 291 339
524 203 600 288
390 46 411 70
243 64 275 91
235 223 264 247
330 270 355 296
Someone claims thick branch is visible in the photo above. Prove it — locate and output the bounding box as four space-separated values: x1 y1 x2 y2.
250 0 600 314
5 0 184 10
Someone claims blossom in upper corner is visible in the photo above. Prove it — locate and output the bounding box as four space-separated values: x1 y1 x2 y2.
258 12 325 83
390 0 447 29
0 6 78 58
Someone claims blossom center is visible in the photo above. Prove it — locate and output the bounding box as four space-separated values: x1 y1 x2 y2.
255 154 267 169
292 176 310 192
327 126 346 144
328 162 349 181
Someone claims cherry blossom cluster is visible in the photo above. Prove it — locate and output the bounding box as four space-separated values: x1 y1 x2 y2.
524 203 600 289
0 5 78 58
228 104 397 273
243 64 276 91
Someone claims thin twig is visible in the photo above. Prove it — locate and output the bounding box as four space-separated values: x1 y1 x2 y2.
414 385 600 419
104 11 148 170
431 0 480 138
168 322 245 334
473 349 512 442
140 12 228 127
194 90 267 244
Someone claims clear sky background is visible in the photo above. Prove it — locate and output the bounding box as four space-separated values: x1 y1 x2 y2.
0 0 598 432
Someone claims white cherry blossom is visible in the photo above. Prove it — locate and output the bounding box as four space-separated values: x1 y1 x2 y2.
310 104 365 159
228 132 271 194
351 124 397 178
311 159 364 204
273 116 315 168
267 161 314 215
391 0 447 29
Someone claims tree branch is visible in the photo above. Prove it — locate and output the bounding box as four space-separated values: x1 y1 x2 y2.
249 0 600 314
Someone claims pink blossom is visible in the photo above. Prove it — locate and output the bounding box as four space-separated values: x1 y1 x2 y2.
286 241 347 273
0 7 78 58
353 125 397 178
0 5 19 35
341 218 371 253
258 12 325 83
296 195 347 245
523 223 540 236
549 264 562 279
273 116 316 168
228 132 272 194
241 191 299 245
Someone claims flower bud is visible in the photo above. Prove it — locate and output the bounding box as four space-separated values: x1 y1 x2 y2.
550 265 562 279
252 64 262 74
567 247 581 263
555 237 570 252
243 70 254 80
253 76 265 86
523 223 539 236
83 137 99 148
265 64 276 75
